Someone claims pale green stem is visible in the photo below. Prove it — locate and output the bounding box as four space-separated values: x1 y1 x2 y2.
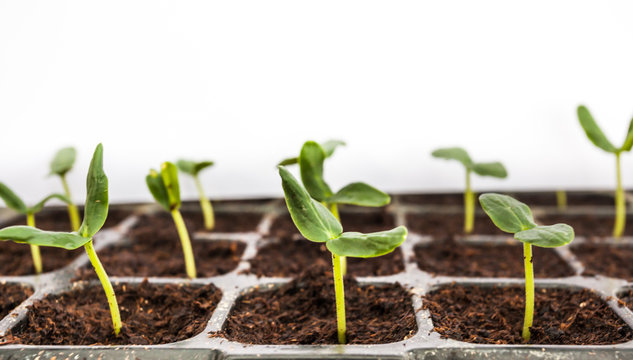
61 174 81 231
26 213 42 274
84 239 122 335
614 152 626 239
522 242 534 342
464 169 474 234
194 175 215 230
329 203 347 276
556 189 567 211
171 209 197 279
332 252 346 344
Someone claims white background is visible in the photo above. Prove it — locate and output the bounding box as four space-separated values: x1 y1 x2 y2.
1 1 633 204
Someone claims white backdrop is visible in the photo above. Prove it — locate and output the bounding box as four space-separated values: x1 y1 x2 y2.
1 0 633 204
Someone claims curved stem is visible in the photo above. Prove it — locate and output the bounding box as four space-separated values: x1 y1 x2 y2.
194 175 214 230
332 252 346 344
84 239 121 335
464 169 474 234
329 203 347 276
614 153 626 239
61 174 81 231
171 209 197 279
522 242 534 342
556 189 567 211
26 213 42 274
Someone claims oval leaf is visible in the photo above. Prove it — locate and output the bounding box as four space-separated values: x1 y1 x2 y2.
29 193 71 214
577 105 618 153
50 147 76 176
279 166 342 242
515 224 574 248
0 182 27 214
320 140 346 157
146 169 171 211
479 193 536 233
0 226 89 250
328 182 390 207
472 162 508 178
299 141 333 202
78 144 109 239
177 159 214 176
621 117 633 152
326 226 407 258
431 147 473 168
161 162 181 210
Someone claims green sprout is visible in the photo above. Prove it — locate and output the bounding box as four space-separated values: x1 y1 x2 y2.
50 147 81 231
280 140 391 274
176 159 215 230
432 147 508 233
577 105 633 238
146 162 196 279
0 144 122 335
479 193 574 342
279 166 406 344
0 185 71 274
556 189 567 211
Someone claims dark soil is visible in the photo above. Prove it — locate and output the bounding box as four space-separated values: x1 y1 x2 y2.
537 214 633 238
511 192 615 207
0 241 83 276
617 289 633 311
4 281 221 345
424 284 633 345
398 193 463 206
269 210 395 239
215 265 416 344
406 213 504 238
183 198 278 206
247 237 405 277
5 208 133 232
0 283 33 319
571 243 633 280
414 240 574 278
139 211 263 233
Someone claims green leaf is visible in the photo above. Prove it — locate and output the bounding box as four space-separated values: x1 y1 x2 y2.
621 118 633 152
320 140 346 157
514 224 574 248
50 147 76 176
431 147 473 168
472 162 508 178
479 193 536 233
277 157 298 166
176 159 214 176
328 182 391 207
299 141 333 202
146 169 171 211
0 226 89 250
161 162 181 210
326 226 407 258
577 105 618 153
78 144 109 239
28 194 72 214
278 166 342 242
0 182 27 214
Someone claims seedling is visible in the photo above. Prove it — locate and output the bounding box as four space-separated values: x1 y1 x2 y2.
432 147 507 233
177 159 215 230
479 193 574 342
146 162 196 279
577 105 633 238
0 184 71 274
556 189 567 211
50 147 81 231
0 144 122 335
278 166 406 344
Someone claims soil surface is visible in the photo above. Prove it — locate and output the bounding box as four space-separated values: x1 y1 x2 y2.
247 236 405 277
0 241 83 276
215 265 417 344
537 214 633 238
398 193 464 206
617 289 633 312
406 213 504 238
4 281 221 345
5 208 133 231
140 211 263 233
398 192 615 207
0 283 33 320
269 210 395 238
414 240 574 278
75 214 245 278
571 243 633 280
424 284 633 345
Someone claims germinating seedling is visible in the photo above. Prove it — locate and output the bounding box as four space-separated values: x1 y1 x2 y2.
479 193 574 342
432 147 507 233
0 183 71 274
278 166 406 344
50 147 81 231
577 105 633 238
177 159 215 230
0 144 122 335
146 162 196 279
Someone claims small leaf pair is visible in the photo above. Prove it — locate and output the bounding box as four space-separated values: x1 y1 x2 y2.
50 147 82 231
177 160 215 230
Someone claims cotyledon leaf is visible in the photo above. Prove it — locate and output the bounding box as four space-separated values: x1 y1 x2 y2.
0 226 90 250
479 193 536 233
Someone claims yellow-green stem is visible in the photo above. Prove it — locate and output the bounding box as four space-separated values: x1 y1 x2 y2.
171 209 197 279
61 174 81 231
522 242 534 342
329 203 347 276
556 189 567 211
84 239 121 335
332 252 346 344
464 169 474 234
194 175 215 230
26 213 42 274
614 152 626 239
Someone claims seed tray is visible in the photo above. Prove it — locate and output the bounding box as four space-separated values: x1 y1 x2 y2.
0 192 633 359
